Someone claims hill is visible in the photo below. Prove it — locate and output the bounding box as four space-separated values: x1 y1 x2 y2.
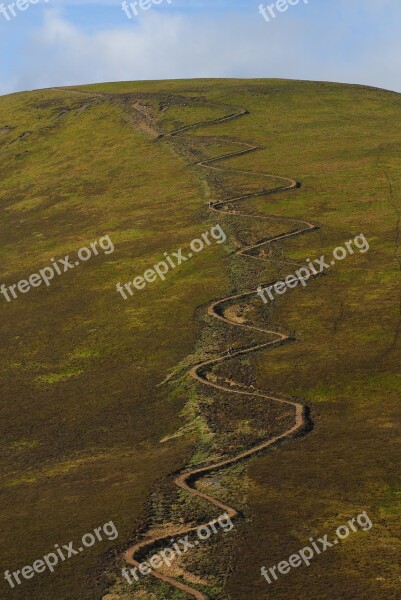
0 79 400 600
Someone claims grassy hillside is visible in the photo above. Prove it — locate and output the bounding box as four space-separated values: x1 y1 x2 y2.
0 79 400 600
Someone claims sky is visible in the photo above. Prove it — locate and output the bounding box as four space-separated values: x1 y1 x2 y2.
0 0 400 96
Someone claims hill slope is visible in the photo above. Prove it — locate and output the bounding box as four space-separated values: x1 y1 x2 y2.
0 79 400 600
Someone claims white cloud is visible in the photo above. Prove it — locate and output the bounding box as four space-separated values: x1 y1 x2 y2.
3 4 401 95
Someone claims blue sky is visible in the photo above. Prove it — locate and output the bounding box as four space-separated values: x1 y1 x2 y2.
1 0 400 95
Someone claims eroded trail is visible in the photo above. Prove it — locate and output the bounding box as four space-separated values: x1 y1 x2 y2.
124 106 318 599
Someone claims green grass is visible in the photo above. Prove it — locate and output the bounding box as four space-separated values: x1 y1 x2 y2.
1 79 400 600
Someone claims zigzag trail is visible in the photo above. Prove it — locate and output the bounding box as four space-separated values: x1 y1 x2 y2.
124 105 319 599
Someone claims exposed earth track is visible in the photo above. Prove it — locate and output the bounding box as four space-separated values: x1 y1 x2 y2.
48 90 320 598
123 105 319 599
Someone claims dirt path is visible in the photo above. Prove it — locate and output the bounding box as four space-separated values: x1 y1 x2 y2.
124 107 319 599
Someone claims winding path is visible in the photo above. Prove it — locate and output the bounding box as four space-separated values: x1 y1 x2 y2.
124 105 319 599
